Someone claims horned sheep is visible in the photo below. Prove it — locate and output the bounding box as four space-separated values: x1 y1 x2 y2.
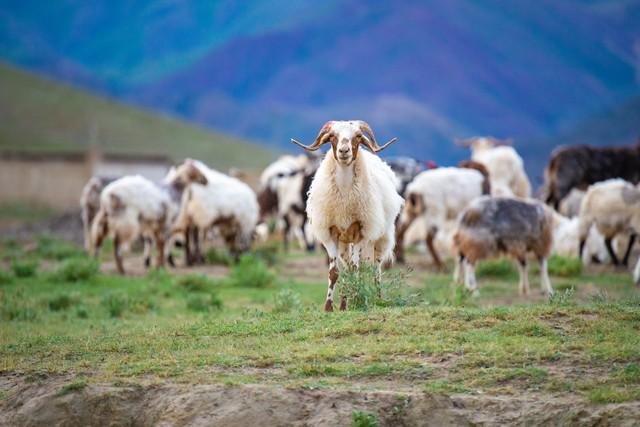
292 120 403 311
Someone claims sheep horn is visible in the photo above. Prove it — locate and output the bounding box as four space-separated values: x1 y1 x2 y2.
358 121 398 153
291 122 335 151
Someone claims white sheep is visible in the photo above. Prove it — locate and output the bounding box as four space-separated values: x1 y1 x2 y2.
170 159 259 258
551 212 609 263
458 137 531 198
80 176 114 252
292 120 403 311
578 179 639 266
90 175 174 274
396 166 489 268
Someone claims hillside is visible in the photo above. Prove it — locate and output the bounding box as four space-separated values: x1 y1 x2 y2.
0 62 275 170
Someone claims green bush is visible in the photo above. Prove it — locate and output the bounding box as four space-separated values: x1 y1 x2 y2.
547 255 582 277
272 288 302 313
36 236 84 260
101 291 128 318
186 292 223 312
48 294 73 311
338 264 416 311
476 258 515 278
204 248 232 266
228 254 274 288
176 273 216 292
53 257 99 282
11 259 38 278
352 410 379 427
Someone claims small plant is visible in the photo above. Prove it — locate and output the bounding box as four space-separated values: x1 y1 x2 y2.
176 273 216 292
590 290 610 304
338 264 416 311
549 287 575 305
476 258 515 278
129 296 156 314
36 236 84 260
228 254 274 288
53 257 99 282
251 242 280 266
101 291 128 318
11 259 38 278
272 288 302 313
48 294 73 311
352 410 379 427
547 255 582 277
56 379 87 396
204 248 232 266
75 305 89 319
1 294 38 321
186 292 223 312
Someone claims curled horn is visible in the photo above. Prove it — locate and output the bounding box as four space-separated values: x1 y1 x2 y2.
291 121 334 151
358 121 397 153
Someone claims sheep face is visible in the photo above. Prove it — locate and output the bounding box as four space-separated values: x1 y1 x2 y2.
291 120 397 164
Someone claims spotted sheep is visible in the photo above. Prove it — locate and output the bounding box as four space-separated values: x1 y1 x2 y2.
453 197 555 296
292 120 404 312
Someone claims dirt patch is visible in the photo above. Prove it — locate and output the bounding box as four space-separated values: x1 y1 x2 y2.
1 374 639 427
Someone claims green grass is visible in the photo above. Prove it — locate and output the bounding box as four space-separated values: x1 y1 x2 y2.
1 239 640 403
0 202 53 222
352 410 379 427
0 62 275 170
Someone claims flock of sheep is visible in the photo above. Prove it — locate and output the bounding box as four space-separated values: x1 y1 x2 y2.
80 120 640 311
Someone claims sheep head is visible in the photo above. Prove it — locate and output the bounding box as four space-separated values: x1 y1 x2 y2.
455 136 512 153
291 120 397 166
170 159 209 187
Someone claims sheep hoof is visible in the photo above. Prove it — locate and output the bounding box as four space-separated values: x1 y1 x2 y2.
324 300 334 312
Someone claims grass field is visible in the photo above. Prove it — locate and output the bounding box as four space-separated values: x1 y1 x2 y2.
0 62 275 170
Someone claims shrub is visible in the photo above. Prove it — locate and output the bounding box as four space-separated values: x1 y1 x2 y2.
186 292 223 312
36 236 84 260
338 264 416 311
352 410 379 427
476 258 515 278
48 294 73 311
101 291 128 318
11 259 38 278
272 288 302 313
547 255 582 277
53 257 99 282
228 254 274 288
204 248 232 266
176 274 216 292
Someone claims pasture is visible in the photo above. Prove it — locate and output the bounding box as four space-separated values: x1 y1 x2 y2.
1 236 639 425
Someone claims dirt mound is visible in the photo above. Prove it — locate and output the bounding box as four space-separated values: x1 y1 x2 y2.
1 375 639 427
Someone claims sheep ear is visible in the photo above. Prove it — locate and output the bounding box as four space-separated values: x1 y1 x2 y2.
188 166 208 186
109 194 124 211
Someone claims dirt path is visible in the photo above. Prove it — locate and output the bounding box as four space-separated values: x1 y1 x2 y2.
1 374 638 427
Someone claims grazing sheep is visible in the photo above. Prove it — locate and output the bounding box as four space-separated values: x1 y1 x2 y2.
578 179 639 266
292 120 403 311
90 175 174 275
396 166 489 267
453 197 554 296
80 176 115 252
170 159 259 259
457 137 531 198
543 142 640 210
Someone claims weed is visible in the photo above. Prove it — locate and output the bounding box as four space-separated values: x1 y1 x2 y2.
424 380 470 394
176 274 216 292
129 296 156 314
204 248 232 266
53 257 99 282
339 264 416 311
48 294 73 311
11 259 38 278
75 305 89 319
547 255 582 277
272 288 302 313
186 292 223 312
549 287 575 305
590 290 610 304
352 410 379 427
56 379 87 396
101 291 128 318
228 254 274 288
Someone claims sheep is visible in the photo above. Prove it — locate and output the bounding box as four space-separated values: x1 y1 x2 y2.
578 179 639 266
386 156 426 195
551 212 609 263
291 120 403 311
457 137 531 198
453 197 554 296
543 141 640 210
80 176 115 252
90 175 174 275
170 159 259 259
395 165 490 267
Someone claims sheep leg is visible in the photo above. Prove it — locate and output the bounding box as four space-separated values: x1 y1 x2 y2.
453 254 464 284
113 234 125 275
338 241 352 311
578 238 586 262
193 227 204 264
143 237 152 268
394 217 411 264
633 257 640 287
324 241 339 312
154 230 165 269
604 237 620 265
185 225 193 266
539 257 554 296
282 215 291 252
426 228 443 270
462 259 477 293
517 258 529 295
621 234 636 266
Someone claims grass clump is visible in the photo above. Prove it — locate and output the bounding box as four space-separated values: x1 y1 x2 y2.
56 379 87 396
48 294 74 311
339 264 416 311
101 291 128 318
547 255 582 277
476 258 515 278
0 269 13 285
176 274 216 292
549 287 575 305
272 288 302 313
1 293 38 321
204 248 232 266
53 257 99 282
228 254 274 288
11 259 38 278
352 410 379 427
36 236 84 260
186 292 223 312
